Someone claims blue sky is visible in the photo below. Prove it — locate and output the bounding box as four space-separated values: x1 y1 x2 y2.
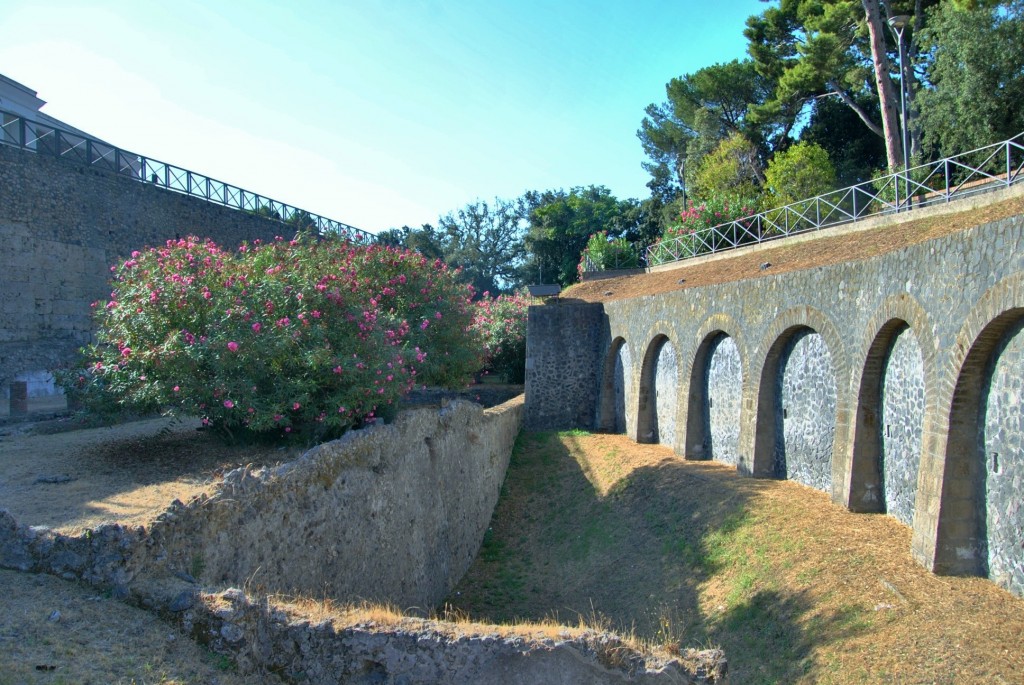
1 1 764 234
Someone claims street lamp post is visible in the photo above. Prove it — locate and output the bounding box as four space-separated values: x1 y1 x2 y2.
679 150 688 211
887 15 911 208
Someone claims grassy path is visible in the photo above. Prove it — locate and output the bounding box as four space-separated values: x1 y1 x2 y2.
447 431 1024 684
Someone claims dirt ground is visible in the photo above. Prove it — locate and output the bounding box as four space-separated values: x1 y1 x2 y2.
0 415 302 535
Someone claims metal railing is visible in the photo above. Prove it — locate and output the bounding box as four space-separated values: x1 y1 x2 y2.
0 108 374 244
642 132 1024 268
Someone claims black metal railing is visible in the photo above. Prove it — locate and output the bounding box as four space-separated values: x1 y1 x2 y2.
0 108 374 243
632 132 1024 268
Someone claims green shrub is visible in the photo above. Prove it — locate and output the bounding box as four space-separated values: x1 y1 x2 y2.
63 235 481 442
763 141 837 207
577 231 639 279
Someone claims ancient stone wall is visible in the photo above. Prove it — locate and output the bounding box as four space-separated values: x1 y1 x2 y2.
525 185 1024 597
1 397 524 609
523 301 604 430
0 144 298 392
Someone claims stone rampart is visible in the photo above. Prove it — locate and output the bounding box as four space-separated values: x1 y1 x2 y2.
0 143 299 393
1 397 523 609
525 185 1024 597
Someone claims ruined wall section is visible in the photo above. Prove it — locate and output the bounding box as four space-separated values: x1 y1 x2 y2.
1 398 524 610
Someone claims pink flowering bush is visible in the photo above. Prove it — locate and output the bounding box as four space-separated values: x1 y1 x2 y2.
64 235 481 442
649 193 758 264
471 291 536 383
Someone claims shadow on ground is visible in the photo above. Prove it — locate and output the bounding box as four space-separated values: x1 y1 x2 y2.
446 431 871 684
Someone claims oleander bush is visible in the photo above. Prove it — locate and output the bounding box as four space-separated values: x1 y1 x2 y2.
61 235 482 442
472 291 536 384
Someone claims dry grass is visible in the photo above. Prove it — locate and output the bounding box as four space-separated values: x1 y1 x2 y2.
447 431 1024 685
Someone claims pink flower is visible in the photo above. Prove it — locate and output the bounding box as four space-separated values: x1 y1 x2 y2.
121 347 131 357
293 402 301 411
227 341 239 352
420 320 429 330
173 385 180 392
252 322 262 333
223 400 235 409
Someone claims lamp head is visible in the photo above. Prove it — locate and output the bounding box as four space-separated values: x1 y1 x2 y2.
888 14 909 30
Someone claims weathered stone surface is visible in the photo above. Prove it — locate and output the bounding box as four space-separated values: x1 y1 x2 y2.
776 330 836 493
524 186 1024 596
0 398 523 610
706 335 741 465
880 326 924 526
525 303 604 430
181 587 728 685
0 143 298 391
982 319 1024 596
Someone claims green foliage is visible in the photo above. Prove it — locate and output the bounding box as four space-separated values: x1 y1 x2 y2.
63 236 481 443
800 96 886 186
471 291 536 383
436 198 528 295
524 186 634 287
692 132 764 202
763 141 837 206
577 231 639 279
638 59 780 206
917 0 1024 157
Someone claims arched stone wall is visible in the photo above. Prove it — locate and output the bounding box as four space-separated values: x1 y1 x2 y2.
637 333 678 446
934 302 1024 592
598 337 631 434
685 334 743 464
846 295 938 517
524 190 1024 596
749 307 848 486
774 329 837 492
682 314 745 463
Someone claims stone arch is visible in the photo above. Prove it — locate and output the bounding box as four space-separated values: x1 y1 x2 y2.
932 277 1024 593
682 314 746 464
637 330 679 447
846 295 938 520
750 307 848 491
598 336 632 433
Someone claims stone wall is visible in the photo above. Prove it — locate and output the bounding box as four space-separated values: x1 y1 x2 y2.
0 143 299 392
524 301 604 430
524 185 1024 597
180 588 727 685
1 397 524 609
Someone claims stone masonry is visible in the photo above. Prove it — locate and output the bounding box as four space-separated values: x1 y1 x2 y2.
525 185 1024 597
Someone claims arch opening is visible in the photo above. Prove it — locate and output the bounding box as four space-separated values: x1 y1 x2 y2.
686 333 742 464
938 309 1024 592
637 335 678 446
763 327 837 492
598 338 631 434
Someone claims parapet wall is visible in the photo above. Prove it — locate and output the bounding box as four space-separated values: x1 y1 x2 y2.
0 144 297 392
1 397 524 609
525 186 1024 598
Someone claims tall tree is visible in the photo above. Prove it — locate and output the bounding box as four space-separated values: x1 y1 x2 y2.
523 186 634 287
437 199 528 295
638 60 783 205
916 0 1024 157
745 0 938 171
